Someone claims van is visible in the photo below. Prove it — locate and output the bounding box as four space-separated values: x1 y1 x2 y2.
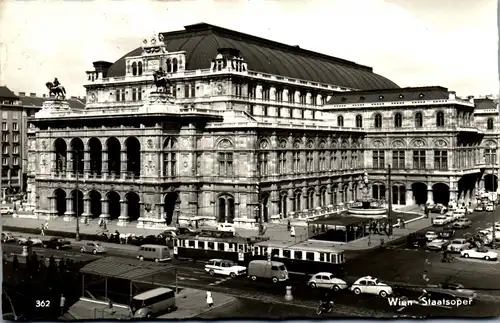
131 287 176 318
247 260 288 283
137 244 171 262
0 206 13 215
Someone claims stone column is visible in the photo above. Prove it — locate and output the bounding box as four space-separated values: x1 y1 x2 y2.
84 151 90 177
82 195 91 218
121 151 127 178
49 196 57 217
327 184 333 206
64 196 74 221
117 199 129 226
287 189 295 215
405 188 413 206
427 189 434 205
102 150 108 174
314 187 320 208
99 197 110 221
302 187 308 210
450 189 458 203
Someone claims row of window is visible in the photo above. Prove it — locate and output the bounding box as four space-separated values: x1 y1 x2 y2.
246 84 328 106
1 122 19 131
1 157 19 166
249 104 322 119
115 88 143 102
342 112 447 128
372 150 448 170
1 133 20 143
2 145 20 154
1 169 19 177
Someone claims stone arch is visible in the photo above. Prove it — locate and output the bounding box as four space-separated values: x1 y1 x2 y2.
410 138 427 148
69 138 84 174
355 114 363 128
306 187 315 209
70 189 84 217
54 188 66 216
217 193 235 223
391 139 406 148
125 136 141 177
432 183 450 205
330 139 338 149
215 138 234 149
258 138 271 150
293 139 303 149
106 191 121 220
89 190 101 218
411 182 427 205
306 139 315 149
318 140 327 149
132 62 137 76
433 139 448 147
163 137 178 149
54 138 67 174
125 191 141 221
278 139 288 149
106 137 121 175
485 140 497 148
88 137 102 175
319 186 327 207
371 140 385 148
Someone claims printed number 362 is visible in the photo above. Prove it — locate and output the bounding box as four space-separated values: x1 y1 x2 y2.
36 300 50 307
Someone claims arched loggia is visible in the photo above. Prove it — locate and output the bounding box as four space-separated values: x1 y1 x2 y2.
54 138 67 174
125 137 141 177
106 137 121 175
88 137 102 176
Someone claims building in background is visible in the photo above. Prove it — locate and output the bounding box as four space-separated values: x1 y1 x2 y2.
0 86 85 202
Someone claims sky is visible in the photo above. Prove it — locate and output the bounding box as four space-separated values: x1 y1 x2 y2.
0 0 497 98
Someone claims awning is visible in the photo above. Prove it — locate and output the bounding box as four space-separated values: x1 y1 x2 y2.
80 256 173 280
308 216 368 227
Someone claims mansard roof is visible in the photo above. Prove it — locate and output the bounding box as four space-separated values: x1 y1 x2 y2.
106 23 399 91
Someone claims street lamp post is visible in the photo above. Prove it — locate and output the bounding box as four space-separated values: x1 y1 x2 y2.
492 163 496 249
74 158 81 241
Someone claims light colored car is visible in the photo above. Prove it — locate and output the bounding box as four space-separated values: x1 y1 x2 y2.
205 259 247 278
479 227 500 235
444 213 455 223
461 247 498 261
80 242 106 254
17 237 42 246
307 272 348 291
216 223 236 233
433 215 448 226
425 231 438 241
1 232 16 243
452 219 472 229
447 239 471 252
474 205 484 212
452 210 465 220
0 206 14 215
427 239 451 251
350 276 393 298
486 204 494 212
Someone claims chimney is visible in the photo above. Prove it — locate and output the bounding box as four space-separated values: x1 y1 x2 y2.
30 93 36 97
19 92 25 96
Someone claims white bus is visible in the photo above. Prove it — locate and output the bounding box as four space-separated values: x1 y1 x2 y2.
131 287 176 318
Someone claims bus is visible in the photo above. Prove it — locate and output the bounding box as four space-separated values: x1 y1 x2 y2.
173 232 267 264
251 240 345 277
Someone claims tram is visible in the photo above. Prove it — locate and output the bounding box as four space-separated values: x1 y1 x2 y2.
251 240 345 277
173 231 266 263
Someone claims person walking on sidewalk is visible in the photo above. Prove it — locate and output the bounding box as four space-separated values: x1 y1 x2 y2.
44 221 49 231
40 224 45 236
60 294 66 316
206 291 214 308
290 226 296 238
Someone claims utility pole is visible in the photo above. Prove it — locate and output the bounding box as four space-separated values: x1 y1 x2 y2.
387 164 393 236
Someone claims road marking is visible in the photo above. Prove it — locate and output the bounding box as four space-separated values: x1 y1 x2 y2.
177 276 199 281
397 306 406 312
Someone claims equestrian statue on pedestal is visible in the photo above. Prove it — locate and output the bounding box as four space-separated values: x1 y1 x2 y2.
45 78 66 100
153 67 175 103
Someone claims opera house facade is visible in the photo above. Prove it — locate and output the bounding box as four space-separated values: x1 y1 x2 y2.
25 23 498 228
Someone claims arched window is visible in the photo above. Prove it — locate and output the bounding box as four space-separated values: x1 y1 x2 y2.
337 115 344 127
307 189 315 209
374 113 382 128
132 62 137 76
138 62 143 75
415 112 423 128
394 113 402 128
172 58 178 73
436 111 445 127
163 137 177 177
487 118 494 130
355 115 363 128
166 58 172 73
294 191 301 212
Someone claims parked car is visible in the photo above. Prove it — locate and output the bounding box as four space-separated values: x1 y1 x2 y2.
42 237 71 249
447 239 471 252
205 259 247 278
247 260 288 283
433 215 448 226
307 272 348 291
216 223 236 233
486 204 494 212
425 231 439 241
80 242 106 254
350 276 393 298
0 206 14 215
451 210 465 220
452 219 472 229
461 247 498 261
438 228 455 239
444 212 455 223
17 237 43 246
427 239 451 251
1 232 16 243
474 205 484 212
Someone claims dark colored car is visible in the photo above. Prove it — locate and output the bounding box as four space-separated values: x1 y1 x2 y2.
407 233 427 249
430 204 446 213
439 228 455 239
42 237 71 249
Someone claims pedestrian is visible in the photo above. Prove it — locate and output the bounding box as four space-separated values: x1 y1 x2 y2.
206 291 214 308
60 294 66 316
287 220 291 231
290 226 295 237
40 224 45 236
44 221 49 231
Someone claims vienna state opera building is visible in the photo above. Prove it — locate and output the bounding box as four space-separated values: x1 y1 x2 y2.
26 23 499 228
